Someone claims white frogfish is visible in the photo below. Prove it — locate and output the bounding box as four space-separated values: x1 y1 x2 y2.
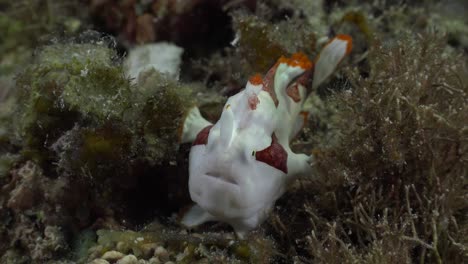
179 35 352 237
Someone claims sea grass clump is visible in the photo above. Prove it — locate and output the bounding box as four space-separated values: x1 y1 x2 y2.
301 33 467 263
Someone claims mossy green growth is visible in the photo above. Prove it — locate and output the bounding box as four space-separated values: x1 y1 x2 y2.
53 124 133 181
232 13 316 73
37 43 132 121
81 127 130 161
52 71 195 179
14 42 129 162
35 43 114 68
130 69 196 164
233 14 286 73
0 0 83 79
13 37 196 176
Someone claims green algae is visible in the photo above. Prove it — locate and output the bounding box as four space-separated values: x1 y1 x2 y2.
134 69 196 163
13 35 196 172
233 15 286 73
1 35 198 262
232 13 317 74
14 42 123 163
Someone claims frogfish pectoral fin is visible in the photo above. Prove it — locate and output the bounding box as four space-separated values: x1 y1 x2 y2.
181 204 215 227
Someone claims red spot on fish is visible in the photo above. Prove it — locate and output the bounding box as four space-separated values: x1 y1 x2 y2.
286 69 311 102
255 134 288 173
286 84 301 102
300 111 309 123
262 63 279 106
248 94 260 110
193 125 213 146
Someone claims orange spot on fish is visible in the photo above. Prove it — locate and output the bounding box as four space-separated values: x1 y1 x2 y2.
249 73 263 86
278 52 312 70
336 34 353 54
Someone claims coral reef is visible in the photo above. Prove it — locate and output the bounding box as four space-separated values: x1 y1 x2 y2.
0 0 467 263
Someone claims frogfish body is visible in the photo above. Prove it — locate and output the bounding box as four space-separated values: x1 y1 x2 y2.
180 35 352 237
